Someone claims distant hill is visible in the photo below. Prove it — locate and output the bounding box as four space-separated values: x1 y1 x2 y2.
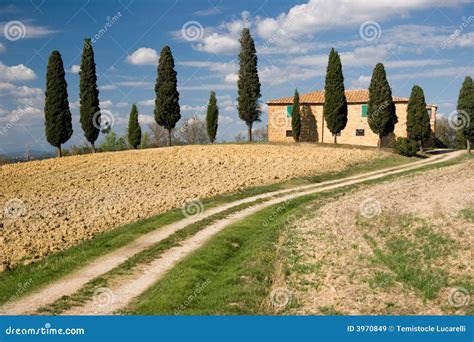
0 150 55 164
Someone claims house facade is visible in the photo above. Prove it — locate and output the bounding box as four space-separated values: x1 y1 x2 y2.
267 89 437 147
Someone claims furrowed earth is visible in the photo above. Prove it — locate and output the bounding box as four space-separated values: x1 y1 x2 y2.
0 143 380 269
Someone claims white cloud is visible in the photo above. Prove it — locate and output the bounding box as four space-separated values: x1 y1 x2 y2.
194 7 221 16
116 81 154 87
350 75 371 88
219 115 235 124
390 66 474 80
0 82 42 98
182 104 206 112
70 65 80 74
116 102 129 108
254 0 465 41
99 84 117 90
138 114 155 125
1 105 43 123
126 47 159 65
138 99 154 106
224 73 238 83
70 101 80 109
195 33 240 54
100 100 113 109
0 62 36 82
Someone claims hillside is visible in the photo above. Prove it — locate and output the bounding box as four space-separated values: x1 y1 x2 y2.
0 143 380 268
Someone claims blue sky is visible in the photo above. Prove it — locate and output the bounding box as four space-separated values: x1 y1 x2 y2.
0 0 473 153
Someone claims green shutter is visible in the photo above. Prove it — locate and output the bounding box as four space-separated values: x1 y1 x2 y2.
287 105 293 118
361 104 368 117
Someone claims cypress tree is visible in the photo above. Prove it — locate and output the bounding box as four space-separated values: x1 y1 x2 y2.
457 76 474 153
406 85 431 152
323 48 347 144
291 89 301 142
154 45 180 147
44 50 73 157
367 63 397 148
237 28 261 142
206 91 219 143
127 104 141 149
79 38 101 152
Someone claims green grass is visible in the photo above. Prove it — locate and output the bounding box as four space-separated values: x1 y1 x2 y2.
361 215 456 300
37 199 266 314
0 153 412 306
123 192 333 315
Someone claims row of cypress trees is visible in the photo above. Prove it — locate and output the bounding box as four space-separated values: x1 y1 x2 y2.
44 28 262 155
289 48 473 152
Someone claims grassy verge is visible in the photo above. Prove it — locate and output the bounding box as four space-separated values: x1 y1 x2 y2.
123 154 469 315
37 199 267 314
122 192 332 315
0 153 412 306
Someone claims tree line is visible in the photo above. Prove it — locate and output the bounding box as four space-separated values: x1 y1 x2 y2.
289 49 473 153
44 28 472 157
44 28 262 157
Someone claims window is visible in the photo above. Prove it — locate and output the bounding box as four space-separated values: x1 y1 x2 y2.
361 104 368 117
355 129 365 136
426 108 432 118
287 105 293 118
286 130 293 137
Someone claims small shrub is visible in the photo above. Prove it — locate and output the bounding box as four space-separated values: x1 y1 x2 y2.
393 137 418 157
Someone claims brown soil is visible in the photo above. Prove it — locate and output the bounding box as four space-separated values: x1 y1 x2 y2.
0 144 378 268
284 158 473 315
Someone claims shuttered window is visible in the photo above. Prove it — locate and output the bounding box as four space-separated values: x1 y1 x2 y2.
287 105 293 118
361 104 368 117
